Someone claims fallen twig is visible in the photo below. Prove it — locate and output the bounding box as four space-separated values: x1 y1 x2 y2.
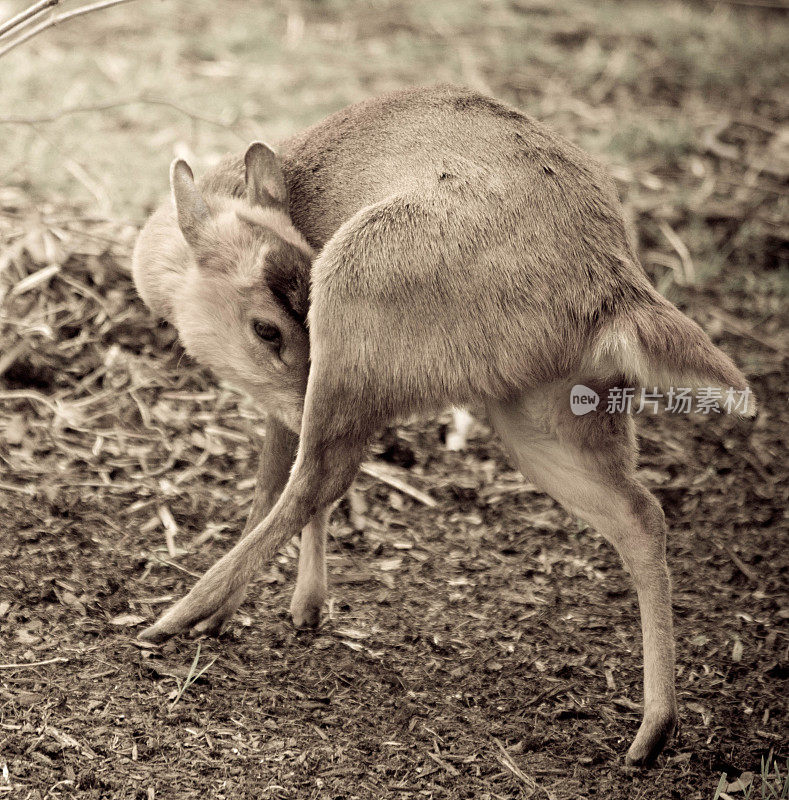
157 505 179 557
493 738 538 798
702 119 739 162
714 540 761 584
426 751 460 776
707 307 786 353
711 0 789 7
360 461 437 507
152 556 203 579
0 656 69 669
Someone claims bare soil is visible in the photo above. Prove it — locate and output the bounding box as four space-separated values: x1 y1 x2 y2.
0 208 786 798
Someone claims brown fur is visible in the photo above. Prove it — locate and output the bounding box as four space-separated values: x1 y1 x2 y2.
132 85 755 767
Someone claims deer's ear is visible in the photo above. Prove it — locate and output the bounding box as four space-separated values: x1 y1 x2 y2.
244 141 288 211
170 159 210 249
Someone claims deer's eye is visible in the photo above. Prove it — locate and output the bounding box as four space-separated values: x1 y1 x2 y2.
253 320 281 346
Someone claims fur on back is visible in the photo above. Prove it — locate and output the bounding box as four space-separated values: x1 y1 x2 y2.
133 85 753 423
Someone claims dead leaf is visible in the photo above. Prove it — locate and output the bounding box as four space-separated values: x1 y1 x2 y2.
4 415 26 445
15 630 39 645
726 771 754 793
109 613 146 627
731 639 743 663
335 628 369 640
686 702 712 726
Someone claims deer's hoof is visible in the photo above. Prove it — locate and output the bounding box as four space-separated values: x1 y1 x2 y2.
624 709 677 767
290 589 325 629
138 570 247 643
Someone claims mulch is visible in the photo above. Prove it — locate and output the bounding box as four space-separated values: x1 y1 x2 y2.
0 180 786 798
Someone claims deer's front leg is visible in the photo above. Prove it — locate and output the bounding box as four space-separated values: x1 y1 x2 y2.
289 507 330 628
138 414 368 643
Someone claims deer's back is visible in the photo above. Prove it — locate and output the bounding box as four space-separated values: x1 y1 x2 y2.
280 87 627 255
205 87 634 268
201 87 654 395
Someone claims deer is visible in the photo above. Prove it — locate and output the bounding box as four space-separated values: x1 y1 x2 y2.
131 85 755 767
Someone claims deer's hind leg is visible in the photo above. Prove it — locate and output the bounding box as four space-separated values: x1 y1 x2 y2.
487 383 677 767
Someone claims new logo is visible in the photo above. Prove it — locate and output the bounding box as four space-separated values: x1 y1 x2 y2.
570 384 600 416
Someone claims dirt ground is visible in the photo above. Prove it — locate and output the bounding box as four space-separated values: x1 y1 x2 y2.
1 1 787 798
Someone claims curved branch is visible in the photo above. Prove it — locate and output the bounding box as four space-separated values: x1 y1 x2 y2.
0 0 59 38
0 0 142 59
0 96 246 139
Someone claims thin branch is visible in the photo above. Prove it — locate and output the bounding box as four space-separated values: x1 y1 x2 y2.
714 540 761 584
359 461 437 507
0 0 58 38
0 0 141 59
0 656 70 669
658 221 696 285
710 0 789 7
0 97 245 138
493 738 539 798
152 555 203 579
706 307 786 353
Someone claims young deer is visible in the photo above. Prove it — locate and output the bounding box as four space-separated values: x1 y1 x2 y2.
132 85 754 766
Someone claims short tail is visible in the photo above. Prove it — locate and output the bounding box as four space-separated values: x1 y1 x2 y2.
590 292 756 417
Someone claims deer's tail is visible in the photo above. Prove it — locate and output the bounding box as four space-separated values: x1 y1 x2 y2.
589 291 755 417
